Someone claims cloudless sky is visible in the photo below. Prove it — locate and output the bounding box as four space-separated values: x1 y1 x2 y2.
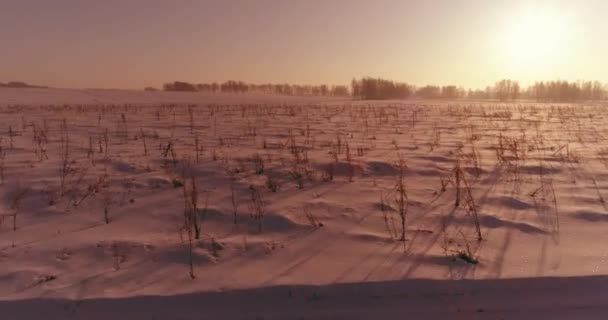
1 0 606 89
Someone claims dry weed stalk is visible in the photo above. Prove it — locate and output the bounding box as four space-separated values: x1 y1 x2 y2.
591 177 607 209
162 140 178 167
322 161 334 182
289 165 304 189
429 123 441 151
32 124 49 162
529 157 560 233
303 205 321 228
102 128 109 162
394 157 408 241
194 134 200 163
87 134 95 164
102 181 112 224
71 173 106 208
0 141 6 185
188 105 195 134
460 169 482 241
252 153 264 175
59 119 72 197
230 181 239 225
345 142 354 182
455 229 478 264
117 113 128 142
452 160 482 241
248 185 265 233
176 166 203 279
8 126 15 150
182 173 201 240
265 175 279 192
356 145 365 156
140 128 148 156
178 213 196 279
9 186 29 231
329 138 340 164
380 190 398 240
454 161 461 208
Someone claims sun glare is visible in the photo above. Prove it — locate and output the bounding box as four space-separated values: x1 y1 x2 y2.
500 9 569 71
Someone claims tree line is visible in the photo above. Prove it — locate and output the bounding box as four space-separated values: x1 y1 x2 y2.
527 81 605 102
0 81 47 89
161 81 349 97
351 77 412 99
350 77 607 102
156 78 608 102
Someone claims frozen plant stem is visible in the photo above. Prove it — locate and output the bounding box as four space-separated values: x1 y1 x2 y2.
395 159 408 242
10 186 29 231
231 182 239 225
141 128 148 156
59 119 70 197
249 185 265 233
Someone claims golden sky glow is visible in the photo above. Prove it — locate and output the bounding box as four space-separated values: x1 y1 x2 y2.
1 0 606 89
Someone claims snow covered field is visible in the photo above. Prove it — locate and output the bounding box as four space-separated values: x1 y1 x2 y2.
2 88 608 319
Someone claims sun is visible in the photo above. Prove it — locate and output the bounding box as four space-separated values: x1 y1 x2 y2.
500 8 570 70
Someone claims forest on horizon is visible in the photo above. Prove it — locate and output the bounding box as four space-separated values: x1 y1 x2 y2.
161 78 607 102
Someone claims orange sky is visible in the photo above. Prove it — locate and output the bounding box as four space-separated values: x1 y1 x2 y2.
1 0 606 89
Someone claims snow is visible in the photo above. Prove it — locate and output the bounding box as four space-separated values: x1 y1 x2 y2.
1 88 608 318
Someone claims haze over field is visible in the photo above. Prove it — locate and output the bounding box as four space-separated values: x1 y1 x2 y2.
3 1 608 320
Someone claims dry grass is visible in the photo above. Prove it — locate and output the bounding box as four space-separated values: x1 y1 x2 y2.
4 99 607 280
